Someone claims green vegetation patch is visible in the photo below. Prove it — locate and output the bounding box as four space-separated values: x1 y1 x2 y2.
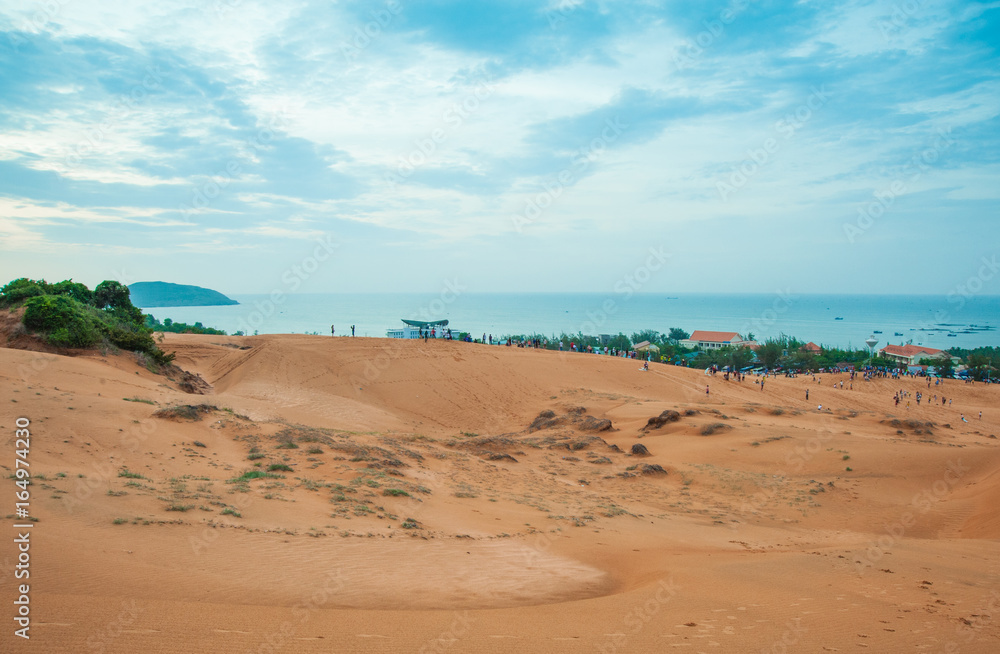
2 278 174 364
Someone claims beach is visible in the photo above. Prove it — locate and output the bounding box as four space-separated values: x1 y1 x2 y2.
137 292 1000 351
2 333 999 652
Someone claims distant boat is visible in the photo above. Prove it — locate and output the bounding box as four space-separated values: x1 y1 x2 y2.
894 332 903 336
947 334 957 337
835 317 844 320
873 330 882 334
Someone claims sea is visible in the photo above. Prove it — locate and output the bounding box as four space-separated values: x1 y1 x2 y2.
136 293 1000 352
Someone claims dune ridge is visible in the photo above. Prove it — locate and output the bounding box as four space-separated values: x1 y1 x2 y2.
2 333 999 652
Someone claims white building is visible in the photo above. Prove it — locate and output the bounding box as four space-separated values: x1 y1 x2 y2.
386 320 455 339
679 330 748 350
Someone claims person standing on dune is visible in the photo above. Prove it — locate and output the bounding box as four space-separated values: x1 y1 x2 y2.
331 324 335 337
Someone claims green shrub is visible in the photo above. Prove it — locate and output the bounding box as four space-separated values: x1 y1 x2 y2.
0 278 50 307
228 470 283 483
268 463 293 472
51 280 93 304
23 295 101 348
9 277 176 365
94 280 131 310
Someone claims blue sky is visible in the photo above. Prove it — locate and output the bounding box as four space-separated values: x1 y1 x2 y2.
1 0 998 295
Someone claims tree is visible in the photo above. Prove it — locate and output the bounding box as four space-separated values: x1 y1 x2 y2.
608 333 632 351
967 353 991 381
631 329 660 345
668 327 689 342
94 280 132 310
790 350 817 372
921 355 955 379
0 278 49 307
756 339 784 369
726 346 754 371
51 279 93 304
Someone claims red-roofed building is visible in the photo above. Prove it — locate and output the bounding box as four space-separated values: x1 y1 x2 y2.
878 344 957 366
801 342 822 353
679 331 748 350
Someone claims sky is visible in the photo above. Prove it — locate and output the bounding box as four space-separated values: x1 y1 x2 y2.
0 0 998 296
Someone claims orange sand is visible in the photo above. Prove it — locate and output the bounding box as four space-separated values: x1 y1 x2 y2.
1 333 998 652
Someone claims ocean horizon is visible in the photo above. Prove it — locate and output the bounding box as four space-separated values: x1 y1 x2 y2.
137 292 1000 351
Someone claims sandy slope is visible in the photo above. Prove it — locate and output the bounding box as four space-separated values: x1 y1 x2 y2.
1 333 999 653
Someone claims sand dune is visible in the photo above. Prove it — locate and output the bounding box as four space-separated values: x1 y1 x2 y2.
2 333 999 652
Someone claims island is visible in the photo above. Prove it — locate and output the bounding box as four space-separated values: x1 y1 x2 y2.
128 281 239 307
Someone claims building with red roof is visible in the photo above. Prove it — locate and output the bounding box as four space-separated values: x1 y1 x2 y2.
679 331 748 350
878 344 957 366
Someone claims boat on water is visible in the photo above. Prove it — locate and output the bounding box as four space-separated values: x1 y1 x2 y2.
894 332 903 336
873 330 882 334
835 317 844 320
947 333 958 337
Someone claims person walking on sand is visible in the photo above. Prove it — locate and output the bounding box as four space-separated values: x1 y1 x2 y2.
331 324 335 337
351 325 355 337
706 385 710 396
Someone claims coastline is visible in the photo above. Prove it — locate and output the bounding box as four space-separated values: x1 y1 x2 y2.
137 292 1000 350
